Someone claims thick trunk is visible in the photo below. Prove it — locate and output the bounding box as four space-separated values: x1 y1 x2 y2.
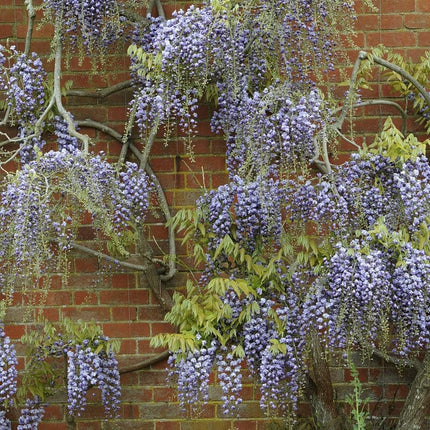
306 332 345 429
138 234 174 312
396 353 430 430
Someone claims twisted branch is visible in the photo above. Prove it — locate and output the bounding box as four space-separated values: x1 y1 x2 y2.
53 43 91 152
119 350 170 374
66 79 133 98
335 51 428 135
24 0 36 56
76 119 177 281
155 0 166 19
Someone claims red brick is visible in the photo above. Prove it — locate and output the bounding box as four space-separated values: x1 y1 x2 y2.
367 31 416 48
381 14 403 30
1 2 428 429
385 384 410 400
417 0 430 12
233 421 257 430
211 172 229 188
0 24 14 38
137 338 163 354
38 307 59 321
119 404 140 419
156 422 181 430
103 322 150 338
74 291 98 305
121 387 153 402
112 273 136 289
157 173 180 189
118 339 137 354
380 0 415 13
61 306 110 321
76 226 96 240
404 14 430 29
174 190 204 207
112 306 137 321
137 306 166 321
99 289 149 305
356 14 379 30
0 8 24 22
407 48 430 61
108 106 128 122
149 157 175 172
418 32 430 46
39 424 69 430
344 367 369 383
150 322 175 336
74 257 99 273
4 324 25 339
42 405 63 420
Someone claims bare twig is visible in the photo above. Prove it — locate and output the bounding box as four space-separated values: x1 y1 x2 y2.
147 0 156 16
335 51 367 131
120 350 170 374
154 0 166 19
66 79 133 98
306 330 343 429
336 50 430 134
353 100 407 134
334 128 361 150
24 0 36 56
69 241 151 271
138 235 174 312
367 51 430 109
65 415 76 430
75 119 177 280
77 119 122 141
396 351 430 430
320 126 332 174
0 146 21 171
145 163 176 281
0 107 11 127
140 123 159 169
372 348 422 371
53 43 91 152
334 99 408 136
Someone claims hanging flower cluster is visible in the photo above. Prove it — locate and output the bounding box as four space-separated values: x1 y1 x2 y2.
196 175 284 253
17 319 121 426
0 45 47 162
160 115 430 417
0 150 151 295
127 0 340 169
67 341 121 418
42 0 127 57
0 325 18 428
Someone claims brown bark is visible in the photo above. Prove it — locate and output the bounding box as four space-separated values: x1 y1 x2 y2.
138 234 174 313
395 352 430 430
306 331 345 430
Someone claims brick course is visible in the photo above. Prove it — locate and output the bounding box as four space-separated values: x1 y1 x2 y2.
1 1 430 428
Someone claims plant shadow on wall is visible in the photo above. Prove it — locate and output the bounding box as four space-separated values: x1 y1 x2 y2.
1 0 430 429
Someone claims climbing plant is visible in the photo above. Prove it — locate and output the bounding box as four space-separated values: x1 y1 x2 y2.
1 0 430 429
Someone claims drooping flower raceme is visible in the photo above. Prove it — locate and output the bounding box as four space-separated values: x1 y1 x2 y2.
0 45 47 163
168 339 218 412
0 150 151 295
42 0 126 56
196 176 285 254
17 398 45 430
293 137 430 357
0 324 18 428
67 341 121 418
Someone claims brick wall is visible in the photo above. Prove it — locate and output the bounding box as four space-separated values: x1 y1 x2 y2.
1 0 430 429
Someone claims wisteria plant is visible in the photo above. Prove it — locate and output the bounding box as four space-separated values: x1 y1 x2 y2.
1 0 430 429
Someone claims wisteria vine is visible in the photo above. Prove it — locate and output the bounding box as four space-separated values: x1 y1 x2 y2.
0 149 151 297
